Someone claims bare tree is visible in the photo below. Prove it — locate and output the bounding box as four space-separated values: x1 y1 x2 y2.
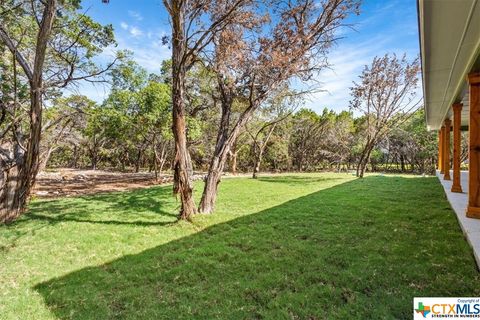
350 54 421 178
198 0 360 213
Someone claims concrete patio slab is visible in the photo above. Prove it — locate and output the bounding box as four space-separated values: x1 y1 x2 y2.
436 170 480 269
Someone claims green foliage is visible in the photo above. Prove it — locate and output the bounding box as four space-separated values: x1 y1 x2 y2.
159 59 173 84
139 81 172 137
71 56 173 170
58 13 115 59
110 51 148 91
380 109 437 174
186 116 203 141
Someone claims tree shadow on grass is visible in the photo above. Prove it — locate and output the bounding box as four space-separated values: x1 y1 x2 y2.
25 185 178 227
0 186 178 252
23 212 176 227
34 176 480 319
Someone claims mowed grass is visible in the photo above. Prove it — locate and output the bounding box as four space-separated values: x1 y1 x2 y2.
0 173 479 319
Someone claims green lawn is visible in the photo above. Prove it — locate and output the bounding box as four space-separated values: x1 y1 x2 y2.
0 173 478 319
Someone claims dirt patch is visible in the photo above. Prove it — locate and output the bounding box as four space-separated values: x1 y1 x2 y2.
33 169 263 198
34 169 174 198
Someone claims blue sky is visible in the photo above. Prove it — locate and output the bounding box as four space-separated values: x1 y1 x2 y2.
77 0 420 113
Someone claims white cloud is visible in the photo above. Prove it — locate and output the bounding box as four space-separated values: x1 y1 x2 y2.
128 10 143 21
99 32 170 73
129 26 143 38
119 23 146 39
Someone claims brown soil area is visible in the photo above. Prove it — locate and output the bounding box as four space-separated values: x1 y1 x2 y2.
34 169 174 198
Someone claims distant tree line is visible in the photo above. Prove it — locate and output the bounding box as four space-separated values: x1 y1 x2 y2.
44 56 436 178
46 99 437 177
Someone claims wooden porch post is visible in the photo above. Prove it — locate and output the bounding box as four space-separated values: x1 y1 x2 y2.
451 103 463 192
438 128 444 172
440 126 445 174
443 118 451 180
467 72 480 218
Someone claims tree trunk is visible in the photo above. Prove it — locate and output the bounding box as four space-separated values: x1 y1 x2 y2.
199 92 256 213
198 97 232 214
252 153 261 179
120 148 128 171
0 91 44 223
297 156 303 172
38 146 56 173
356 149 366 177
358 144 374 178
91 149 98 170
230 151 237 175
199 156 225 214
71 144 78 168
171 0 196 220
252 124 275 179
90 136 99 170
0 1 56 223
0 147 25 223
135 147 142 173
158 142 167 175
152 134 159 181
229 142 238 175
357 139 375 178
198 75 259 213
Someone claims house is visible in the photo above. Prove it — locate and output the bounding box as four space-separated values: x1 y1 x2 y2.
418 0 480 265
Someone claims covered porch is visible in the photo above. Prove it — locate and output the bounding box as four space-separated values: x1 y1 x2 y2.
419 0 480 266
437 170 480 266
